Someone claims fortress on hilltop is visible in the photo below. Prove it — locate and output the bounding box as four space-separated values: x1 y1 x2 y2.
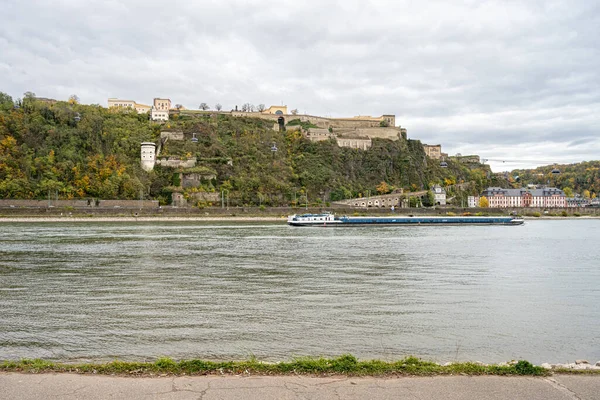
110 97 409 150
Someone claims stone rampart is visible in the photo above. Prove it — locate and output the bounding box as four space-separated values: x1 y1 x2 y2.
336 137 372 150
306 128 335 141
160 131 184 141
156 157 197 168
352 127 401 140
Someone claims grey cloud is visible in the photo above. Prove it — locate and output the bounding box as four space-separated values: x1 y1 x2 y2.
1 0 599 170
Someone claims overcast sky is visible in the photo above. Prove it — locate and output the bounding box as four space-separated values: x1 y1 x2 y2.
1 0 599 171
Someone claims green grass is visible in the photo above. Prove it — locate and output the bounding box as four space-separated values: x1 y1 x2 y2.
0 355 563 377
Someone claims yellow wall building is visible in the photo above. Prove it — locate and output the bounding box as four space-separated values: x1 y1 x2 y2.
262 105 288 115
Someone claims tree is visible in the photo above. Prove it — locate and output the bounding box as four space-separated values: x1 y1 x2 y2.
563 187 573 197
257 104 265 112
479 196 489 208
199 103 209 110
175 104 183 110
582 189 591 199
0 91 13 112
291 109 298 115
68 94 80 105
422 190 435 207
376 181 390 195
215 103 222 111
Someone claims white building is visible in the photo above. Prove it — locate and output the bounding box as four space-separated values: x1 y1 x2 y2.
432 184 446 205
467 196 478 208
151 107 169 121
140 142 156 171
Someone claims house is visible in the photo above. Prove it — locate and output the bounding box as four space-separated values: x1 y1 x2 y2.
432 184 446 205
467 196 478 208
151 108 169 121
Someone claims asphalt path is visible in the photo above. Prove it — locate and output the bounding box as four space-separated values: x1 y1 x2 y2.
2 373 600 399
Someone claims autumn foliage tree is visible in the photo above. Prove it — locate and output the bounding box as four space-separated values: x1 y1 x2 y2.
479 196 489 208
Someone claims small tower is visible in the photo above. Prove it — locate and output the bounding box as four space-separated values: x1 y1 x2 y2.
141 142 156 171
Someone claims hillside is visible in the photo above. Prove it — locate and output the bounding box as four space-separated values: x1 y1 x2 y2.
0 92 497 206
511 162 600 198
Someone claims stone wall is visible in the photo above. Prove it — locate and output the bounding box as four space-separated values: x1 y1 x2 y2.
0 199 159 208
336 137 372 150
160 131 184 141
306 128 335 142
190 192 220 202
350 127 401 140
181 172 216 188
156 157 197 168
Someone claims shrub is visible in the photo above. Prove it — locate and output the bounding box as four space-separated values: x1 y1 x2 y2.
532 212 541 217
514 360 543 375
561 210 568 217
574 212 581 217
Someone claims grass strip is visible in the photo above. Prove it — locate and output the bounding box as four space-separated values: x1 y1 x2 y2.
0 355 575 377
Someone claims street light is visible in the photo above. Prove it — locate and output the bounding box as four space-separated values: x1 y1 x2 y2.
221 189 229 209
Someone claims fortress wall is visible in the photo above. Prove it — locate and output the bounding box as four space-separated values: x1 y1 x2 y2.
354 128 401 140
156 158 197 168
329 119 381 128
305 128 335 142
160 131 184 141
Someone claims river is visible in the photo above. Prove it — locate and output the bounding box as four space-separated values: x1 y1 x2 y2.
0 220 598 364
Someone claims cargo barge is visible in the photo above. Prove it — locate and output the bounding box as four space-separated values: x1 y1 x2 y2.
287 213 524 226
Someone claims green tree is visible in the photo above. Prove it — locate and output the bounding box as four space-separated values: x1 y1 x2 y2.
563 187 573 197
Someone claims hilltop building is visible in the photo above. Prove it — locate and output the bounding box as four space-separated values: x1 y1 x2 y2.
108 97 172 121
263 105 288 114
423 144 442 160
108 98 151 114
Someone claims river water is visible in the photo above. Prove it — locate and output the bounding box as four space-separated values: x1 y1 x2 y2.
0 220 599 364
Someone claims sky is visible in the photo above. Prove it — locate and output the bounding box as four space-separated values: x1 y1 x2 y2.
1 0 599 172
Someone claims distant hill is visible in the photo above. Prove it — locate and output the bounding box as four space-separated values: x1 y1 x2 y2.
0 91 499 206
511 161 600 198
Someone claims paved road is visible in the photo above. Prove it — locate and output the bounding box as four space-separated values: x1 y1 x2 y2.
1 373 599 399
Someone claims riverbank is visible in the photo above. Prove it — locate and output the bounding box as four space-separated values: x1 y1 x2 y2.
0 215 599 222
2 356 600 377
0 216 286 222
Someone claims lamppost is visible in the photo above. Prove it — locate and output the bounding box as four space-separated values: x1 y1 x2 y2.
258 192 264 208
221 189 229 209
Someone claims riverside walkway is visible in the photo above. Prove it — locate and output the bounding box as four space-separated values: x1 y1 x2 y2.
2 373 599 399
